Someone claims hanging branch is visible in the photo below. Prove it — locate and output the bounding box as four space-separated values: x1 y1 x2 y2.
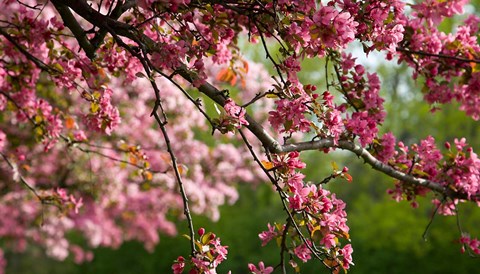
238 129 326 264
0 152 43 202
106 28 198 255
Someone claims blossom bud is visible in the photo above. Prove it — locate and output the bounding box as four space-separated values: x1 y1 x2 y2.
445 142 451 150
198 227 205 236
354 65 365 75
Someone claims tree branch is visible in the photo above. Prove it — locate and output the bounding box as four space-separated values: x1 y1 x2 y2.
0 28 60 73
57 0 478 204
397 47 480 64
91 0 137 50
0 152 43 203
51 0 96 59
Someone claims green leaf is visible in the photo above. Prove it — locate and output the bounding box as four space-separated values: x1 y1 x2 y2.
90 102 100 113
52 63 64 73
331 161 339 171
201 232 212 245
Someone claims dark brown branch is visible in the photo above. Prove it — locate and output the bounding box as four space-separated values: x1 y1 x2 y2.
91 0 137 50
176 68 284 153
397 47 480 64
0 28 60 73
51 0 96 59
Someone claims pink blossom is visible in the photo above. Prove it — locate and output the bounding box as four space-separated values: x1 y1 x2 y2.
248 261 273 274
70 245 92 264
0 130 6 152
412 0 468 26
294 241 312 262
73 130 87 142
377 132 396 163
223 98 249 128
172 256 185 274
258 223 279 247
460 235 480 255
320 233 337 249
69 195 83 214
273 151 306 174
84 88 121 135
339 244 354 269
269 97 311 134
415 136 442 178
311 6 358 51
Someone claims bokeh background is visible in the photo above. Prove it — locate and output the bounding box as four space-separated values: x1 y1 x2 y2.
5 5 480 274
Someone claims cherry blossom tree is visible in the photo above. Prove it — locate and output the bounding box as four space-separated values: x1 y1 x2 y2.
0 0 479 273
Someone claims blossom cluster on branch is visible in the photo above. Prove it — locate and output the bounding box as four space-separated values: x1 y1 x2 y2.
0 0 479 273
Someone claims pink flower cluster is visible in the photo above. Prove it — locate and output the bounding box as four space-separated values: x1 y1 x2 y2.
308 90 344 144
53 188 84 214
412 0 468 26
310 5 358 54
399 8 480 120
258 223 284 247
172 228 228 274
376 132 397 163
84 88 121 135
0 130 6 152
460 234 480 255
269 97 311 134
379 136 480 210
222 98 249 129
248 261 273 274
441 138 480 200
340 54 386 146
259 152 353 270
273 151 306 174
355 0 405 54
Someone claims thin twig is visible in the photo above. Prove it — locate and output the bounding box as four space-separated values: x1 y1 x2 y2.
112 28 198 254
279 220 291 274
0 152 43 202
152 68 217 131
154 109 197 254
397 47 480 64
422 197 446 241
74 145 167 174
238 129 325 263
